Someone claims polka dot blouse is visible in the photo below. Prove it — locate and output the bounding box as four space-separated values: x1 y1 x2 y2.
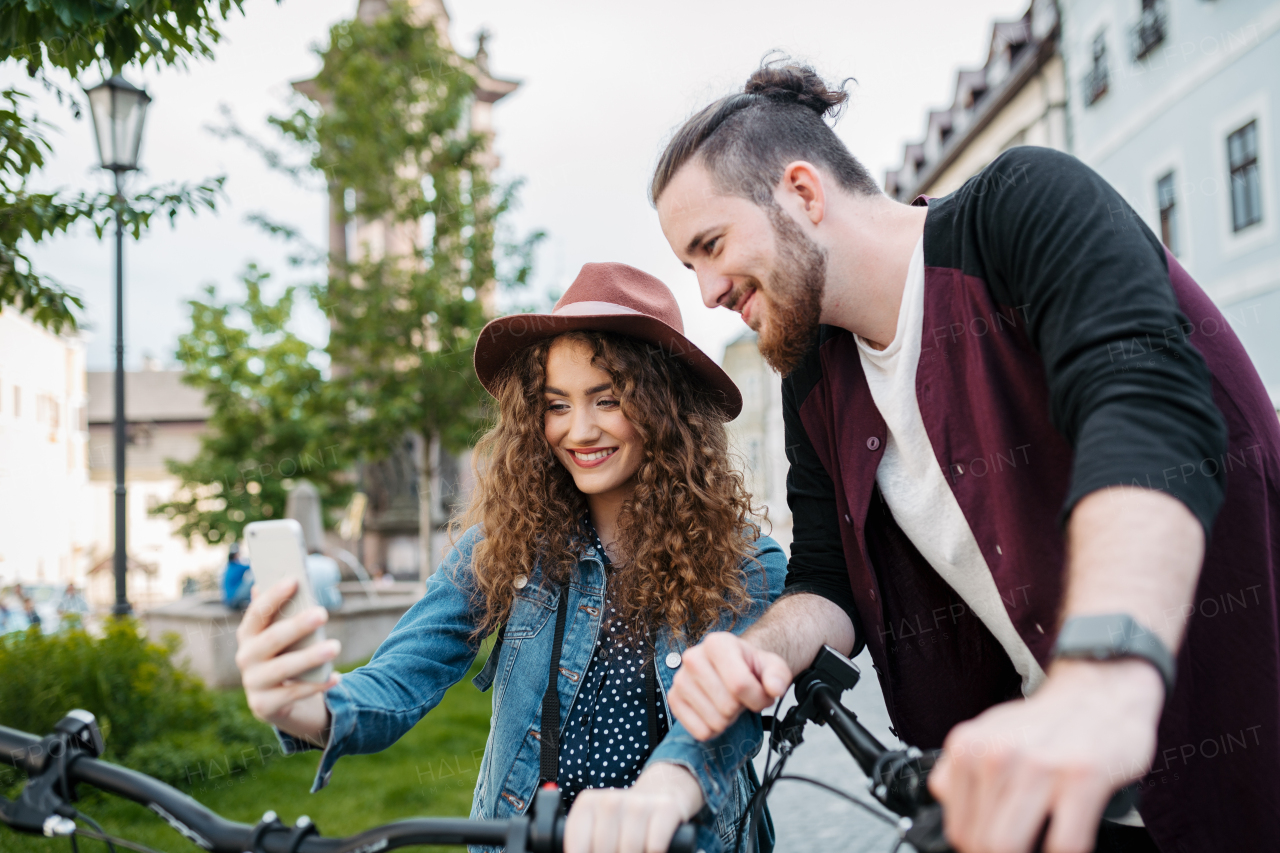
557 523 669 808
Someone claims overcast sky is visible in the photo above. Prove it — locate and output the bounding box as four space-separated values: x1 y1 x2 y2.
14 0 1030 371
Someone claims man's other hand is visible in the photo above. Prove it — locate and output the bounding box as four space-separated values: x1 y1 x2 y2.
667 631 793 741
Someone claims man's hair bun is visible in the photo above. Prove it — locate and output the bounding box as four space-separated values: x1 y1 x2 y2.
650 57 877 205
743 62 849 120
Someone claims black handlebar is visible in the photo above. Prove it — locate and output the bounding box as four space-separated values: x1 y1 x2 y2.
0 723 698 853
776 646 1143 853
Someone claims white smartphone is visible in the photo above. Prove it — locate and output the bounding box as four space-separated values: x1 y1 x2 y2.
244 519 333 684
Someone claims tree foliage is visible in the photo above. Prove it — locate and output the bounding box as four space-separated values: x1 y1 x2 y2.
0 0 251 329
298 8 540 459
161 2 539 546
0 0 248 77
154 265 351 544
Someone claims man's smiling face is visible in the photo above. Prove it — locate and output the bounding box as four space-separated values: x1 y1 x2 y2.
657 159 826 375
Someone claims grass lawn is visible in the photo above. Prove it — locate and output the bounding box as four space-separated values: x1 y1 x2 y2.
3 651 494 853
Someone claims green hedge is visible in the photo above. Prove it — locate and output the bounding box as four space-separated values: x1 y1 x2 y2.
0 619 273 789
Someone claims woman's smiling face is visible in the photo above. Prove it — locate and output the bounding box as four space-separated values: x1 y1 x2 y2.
543 336 643 501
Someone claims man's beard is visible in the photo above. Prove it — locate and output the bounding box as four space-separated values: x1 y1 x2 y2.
750 205 827 376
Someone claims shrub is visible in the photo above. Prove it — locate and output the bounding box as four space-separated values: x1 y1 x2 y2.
0 618 273 788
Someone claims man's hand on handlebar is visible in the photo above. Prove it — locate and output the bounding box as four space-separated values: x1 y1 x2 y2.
928 658 1163 853
564 763 704 853
234 578 342 745
666 632 793 741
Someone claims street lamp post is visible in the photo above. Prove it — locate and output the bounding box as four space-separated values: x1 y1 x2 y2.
85 75 151 617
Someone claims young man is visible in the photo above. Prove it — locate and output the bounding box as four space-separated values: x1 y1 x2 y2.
654 64 1280 853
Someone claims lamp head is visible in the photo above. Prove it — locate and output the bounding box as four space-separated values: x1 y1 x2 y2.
84 75 151 173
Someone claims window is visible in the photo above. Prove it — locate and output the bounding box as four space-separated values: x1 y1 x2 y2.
12 386 19 417
1157 172 1180 255
1084 31 1109 106
1132 0 1167 61
1228 120 1263 232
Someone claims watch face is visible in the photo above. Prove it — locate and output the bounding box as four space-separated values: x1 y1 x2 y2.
1057 615 1137 657
1053 614 1175 694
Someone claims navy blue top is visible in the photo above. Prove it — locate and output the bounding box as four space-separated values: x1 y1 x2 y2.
557 523 668 806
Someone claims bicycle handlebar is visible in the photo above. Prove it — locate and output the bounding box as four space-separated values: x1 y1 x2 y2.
775 646 1142 853
0 723 698 853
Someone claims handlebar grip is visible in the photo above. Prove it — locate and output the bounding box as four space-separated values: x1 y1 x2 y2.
666 823 698 853
902 786 1141 853
0 726 42 775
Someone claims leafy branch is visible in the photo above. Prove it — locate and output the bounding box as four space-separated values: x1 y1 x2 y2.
0 1 262 329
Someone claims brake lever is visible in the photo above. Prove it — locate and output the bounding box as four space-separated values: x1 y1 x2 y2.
902 804 950 853
0 761 76 837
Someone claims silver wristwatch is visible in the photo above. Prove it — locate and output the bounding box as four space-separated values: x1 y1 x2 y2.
1051 613 1176 696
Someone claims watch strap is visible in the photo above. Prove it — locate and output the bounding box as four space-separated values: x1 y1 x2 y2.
1051 614 1176 696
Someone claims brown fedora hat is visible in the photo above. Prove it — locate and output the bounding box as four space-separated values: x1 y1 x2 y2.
474 262 742 420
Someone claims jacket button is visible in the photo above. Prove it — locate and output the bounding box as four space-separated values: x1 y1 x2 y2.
512 575 528 590
866 436 881 451
665 652 682 669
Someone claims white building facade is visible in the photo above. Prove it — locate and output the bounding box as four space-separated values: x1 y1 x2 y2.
887 0 1067 202
0 308 92 586
85 368 225 608
1062 0 1280 395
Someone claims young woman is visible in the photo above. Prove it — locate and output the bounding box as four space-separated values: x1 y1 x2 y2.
235 263 786 853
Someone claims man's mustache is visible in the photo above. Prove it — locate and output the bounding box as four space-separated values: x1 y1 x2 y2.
725 281 759 313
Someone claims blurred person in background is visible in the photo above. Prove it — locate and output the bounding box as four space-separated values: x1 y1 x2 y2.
0 586 27 634
304 548 343 611
21 596 40 631
57 582 89 620
223 542 253 610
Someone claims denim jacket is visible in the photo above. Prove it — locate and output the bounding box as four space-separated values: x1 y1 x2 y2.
284 526 787 852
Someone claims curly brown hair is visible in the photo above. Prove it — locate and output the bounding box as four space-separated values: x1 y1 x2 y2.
453 330 762 642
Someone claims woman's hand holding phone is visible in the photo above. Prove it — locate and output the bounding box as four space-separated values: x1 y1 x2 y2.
235 577 342 747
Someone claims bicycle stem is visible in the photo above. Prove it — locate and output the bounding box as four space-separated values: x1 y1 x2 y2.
807 683 891 777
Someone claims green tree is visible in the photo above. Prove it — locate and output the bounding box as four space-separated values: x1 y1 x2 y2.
153 265 351 544
0 1 255 329
159 3 538 553
297 7 538 564
238 4 536 556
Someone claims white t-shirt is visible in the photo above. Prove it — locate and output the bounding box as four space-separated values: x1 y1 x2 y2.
856 237 1046 696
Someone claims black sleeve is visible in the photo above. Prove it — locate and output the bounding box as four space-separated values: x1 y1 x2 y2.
962 147 1227 531
781 357 866 656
